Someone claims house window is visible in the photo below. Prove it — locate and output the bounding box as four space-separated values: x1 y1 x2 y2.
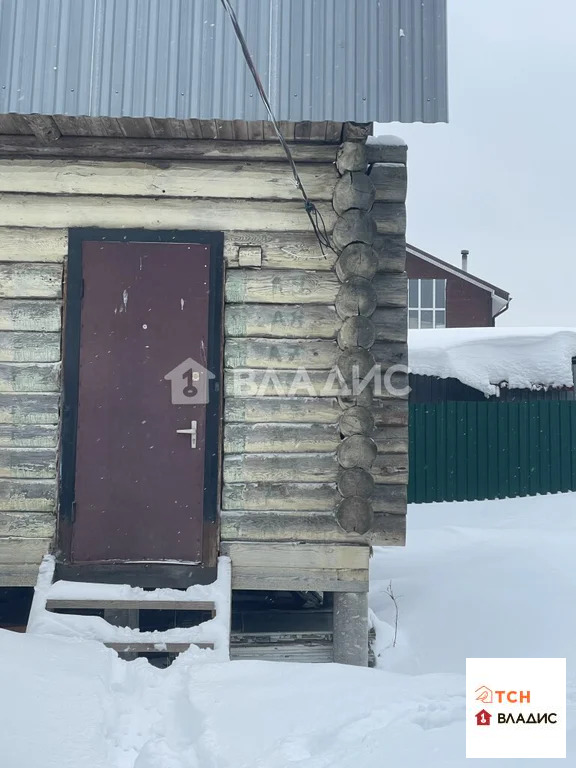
408 279 447 328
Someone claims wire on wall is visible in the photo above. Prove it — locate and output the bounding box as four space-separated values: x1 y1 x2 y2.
218 0 335 255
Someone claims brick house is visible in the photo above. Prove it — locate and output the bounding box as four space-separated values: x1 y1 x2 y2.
407 244 511 328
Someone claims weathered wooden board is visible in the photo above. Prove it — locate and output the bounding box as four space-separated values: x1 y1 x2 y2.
224 370 345 398
106 641 214 653
0 135 342 163
0 194 338 233
230 644 333 663
0 300 62 332
0 511 55 537
223 453 338 483
0 424 58 447
0 113 31 134
372 307 407 342
0 159 338 202
374 234 406 274
226 269 340 304
225 304 340 339
0 562 43 586
0 393 60 424
224 424 339 453
225 338 339 370
221 511 405 546
224 232 337 271
237 246 262 267
372 485 407 514
373 274 407 308
0 479 57 511
371 453 409 485
366 142 407 165
372 341 408 368
0 447 56 478
222 482 338 511
0 363 60 393
0 537 51 564
333 591 369 665
374 426 409 454
225 231 405 273
369 163 407 203
226 565 369 592
225 270 405 307
0 227 67 262
221 541 369 570
49 600 215 613
0 264 62 299
22 114 62 142
0 331 61 362
374 370 409 400
224 397 341 424
370 512 406 546
372 399 409 426
370 203 406 234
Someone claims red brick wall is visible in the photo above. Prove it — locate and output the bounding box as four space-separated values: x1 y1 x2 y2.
406 253 494 328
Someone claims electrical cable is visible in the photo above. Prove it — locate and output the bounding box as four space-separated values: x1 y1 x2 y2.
218 0 335 255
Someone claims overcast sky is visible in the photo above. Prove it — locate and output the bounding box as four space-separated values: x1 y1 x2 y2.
377 0 576 327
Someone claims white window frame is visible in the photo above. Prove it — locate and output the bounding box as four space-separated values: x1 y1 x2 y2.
408 278 447 329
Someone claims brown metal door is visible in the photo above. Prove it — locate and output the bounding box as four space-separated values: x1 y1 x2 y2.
70 241 216 563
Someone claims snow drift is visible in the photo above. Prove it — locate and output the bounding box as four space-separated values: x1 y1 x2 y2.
1 493 575 767
409 327 576 396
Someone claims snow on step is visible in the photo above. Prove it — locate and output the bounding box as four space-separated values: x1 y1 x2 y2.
27 555 232 661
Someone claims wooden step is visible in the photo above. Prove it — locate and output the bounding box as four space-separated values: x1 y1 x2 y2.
28 555 232 663
46 598 215 612
230 631 333 663
230 643 332 663
105 641 214 654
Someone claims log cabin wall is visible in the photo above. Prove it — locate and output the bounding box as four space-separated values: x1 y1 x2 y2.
0 133 408 590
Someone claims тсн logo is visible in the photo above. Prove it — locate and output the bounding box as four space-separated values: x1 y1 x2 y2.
475 686 530 704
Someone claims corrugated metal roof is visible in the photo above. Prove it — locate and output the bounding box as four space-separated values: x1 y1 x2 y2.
0 0 448 123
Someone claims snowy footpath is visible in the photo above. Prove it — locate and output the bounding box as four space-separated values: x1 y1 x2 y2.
2 493 575 767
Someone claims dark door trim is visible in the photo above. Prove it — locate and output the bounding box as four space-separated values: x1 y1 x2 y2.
58 229 224 587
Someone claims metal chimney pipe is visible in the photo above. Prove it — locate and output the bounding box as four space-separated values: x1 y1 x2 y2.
461 249 469 272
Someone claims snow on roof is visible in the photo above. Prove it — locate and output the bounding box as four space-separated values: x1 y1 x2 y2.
409 328 576 397
366 134 407 146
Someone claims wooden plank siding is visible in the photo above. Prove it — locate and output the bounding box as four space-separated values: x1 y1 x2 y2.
220 542 371 591
0 148 407 586
0 159 340 202
0 228 63 585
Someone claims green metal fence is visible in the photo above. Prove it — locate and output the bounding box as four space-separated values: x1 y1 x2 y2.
408 400 576 503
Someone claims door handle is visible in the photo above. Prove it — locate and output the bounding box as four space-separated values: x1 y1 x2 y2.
177 420 198 448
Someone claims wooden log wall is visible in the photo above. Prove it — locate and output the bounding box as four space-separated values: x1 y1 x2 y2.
222 136 408 557
330 139 408 539
0 134 408 587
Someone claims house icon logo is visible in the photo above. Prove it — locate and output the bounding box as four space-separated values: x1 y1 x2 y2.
475 709 492 727
475 685 494 704
164 358 214 405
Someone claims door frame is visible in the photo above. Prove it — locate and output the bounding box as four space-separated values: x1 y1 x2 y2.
57 228 224 587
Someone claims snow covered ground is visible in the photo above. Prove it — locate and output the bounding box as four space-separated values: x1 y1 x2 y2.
2 493 575 767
